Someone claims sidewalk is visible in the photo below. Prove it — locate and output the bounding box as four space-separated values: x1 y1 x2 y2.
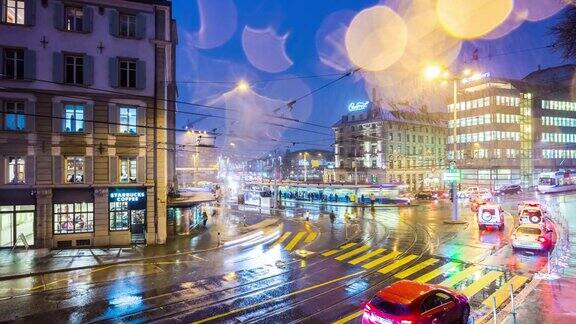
0 208 280 281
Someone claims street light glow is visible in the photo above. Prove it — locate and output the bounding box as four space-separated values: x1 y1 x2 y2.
236 79 250 92
424 65 443 80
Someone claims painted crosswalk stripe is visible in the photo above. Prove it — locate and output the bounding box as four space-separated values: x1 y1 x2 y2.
377 255 418 275
332 310 363 324
361 251 401 269
482 275 529 308
462 271 503 298
440 264 483 287
273 232 291 246
304 232 318 243
322 243 358 257
285 232 307 251
395 258 439 279
414 262 460 283
335 245 371 261
348 248 385 265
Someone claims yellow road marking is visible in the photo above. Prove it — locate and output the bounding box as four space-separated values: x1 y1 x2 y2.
440 264 483 287
482 275 529 308
361 251 401 269
304 232 318 243
322 242 358 257
395 258 439 279
192 270 366 324
285 232 307 251
377 255 418 275
348 248 385 265
335 246 371 261
462 271 503 298
273 232 292 246
414 262 460 283
333 310 363 324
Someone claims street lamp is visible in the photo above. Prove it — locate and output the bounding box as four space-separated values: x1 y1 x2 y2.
424 64 474 224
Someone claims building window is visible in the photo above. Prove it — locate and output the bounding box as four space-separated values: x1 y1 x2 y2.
6 157 25 184
119 13 136 37
3 48 24 80
64 156 84 183
64 55 84 85
2 0 25 24
53 203 94 234
65 6 83 32
119 107 137 134
119 157 137 183
109 202 129 230
119 60 136 88
4 101 25 130
64 104 84 132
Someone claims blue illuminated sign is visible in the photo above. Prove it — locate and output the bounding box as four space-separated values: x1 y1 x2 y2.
109 188 147 203
348 101 369 112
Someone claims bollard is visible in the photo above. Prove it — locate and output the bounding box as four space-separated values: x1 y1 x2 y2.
510 283 516 324
492 296 498 324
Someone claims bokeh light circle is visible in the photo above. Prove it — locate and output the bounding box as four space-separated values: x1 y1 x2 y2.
437 0 514 39
345 6 408 71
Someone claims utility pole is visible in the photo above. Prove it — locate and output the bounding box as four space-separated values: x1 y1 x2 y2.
451 79 459 222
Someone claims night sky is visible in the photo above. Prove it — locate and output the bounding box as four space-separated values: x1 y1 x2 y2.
172 0 571 156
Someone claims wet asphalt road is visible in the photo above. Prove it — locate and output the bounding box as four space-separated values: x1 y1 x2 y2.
0 191 573 323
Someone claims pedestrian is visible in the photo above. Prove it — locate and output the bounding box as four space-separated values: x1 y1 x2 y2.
329 210 335 225
243 215 247 227
202 211 208 228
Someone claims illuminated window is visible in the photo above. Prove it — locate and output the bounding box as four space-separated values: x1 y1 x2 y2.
53 203 94 234
6 156 25 184
64 104 84 132
2 0 25 25
4 101 25 130
119 157 137 183
65 6 83 32
65 156 84 183
119 107 137 134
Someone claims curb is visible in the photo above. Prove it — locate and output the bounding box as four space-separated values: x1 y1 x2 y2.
0 218 281 282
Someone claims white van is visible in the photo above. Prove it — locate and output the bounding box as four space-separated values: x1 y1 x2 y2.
477 204 505 230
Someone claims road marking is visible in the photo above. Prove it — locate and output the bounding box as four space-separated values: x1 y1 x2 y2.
335 245 371 261
414 262 460 283
395 258 439 279
192 270 366 324
361 251 401 269
285 232 307 251
273 232 292 246
333 310 363 324
440 264 483 287
462 271 503 298
348 248 385 265
377 255 418 275
482 275 529 308
322 243 358 257
304 232 318 243
191 254 207 261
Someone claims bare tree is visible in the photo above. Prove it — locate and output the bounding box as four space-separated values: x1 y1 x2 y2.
551 6 576 60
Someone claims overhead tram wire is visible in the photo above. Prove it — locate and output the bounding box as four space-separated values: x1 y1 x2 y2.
174 72 347 84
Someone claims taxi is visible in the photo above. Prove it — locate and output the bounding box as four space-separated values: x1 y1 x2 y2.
517 201 547 215
477 204 505 230
511 223 554 251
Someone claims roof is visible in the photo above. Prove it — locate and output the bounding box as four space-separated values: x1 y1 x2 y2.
377 280 432 304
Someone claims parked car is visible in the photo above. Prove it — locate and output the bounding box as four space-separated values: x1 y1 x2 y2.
495 184 522 195
477 204 505 230
511 223 554 251
362 280 470 324
415 191 438 200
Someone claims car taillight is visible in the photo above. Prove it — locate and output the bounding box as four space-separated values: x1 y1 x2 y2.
400 321 413 324
538 236 547 243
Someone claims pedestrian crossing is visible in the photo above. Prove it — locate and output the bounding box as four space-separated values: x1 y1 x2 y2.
322 243 531 324
272 231 318 251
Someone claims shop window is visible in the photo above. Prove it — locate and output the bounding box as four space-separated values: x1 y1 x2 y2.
119 157 137 183
2 48 24 80
6 156 25 184
65 6 83 32
0 205 34 247
53 202 94 234
65 156 84 183
4 101 25 130
119 107 137 134
109 201 129 230
1 0 25 25
64 104 84 132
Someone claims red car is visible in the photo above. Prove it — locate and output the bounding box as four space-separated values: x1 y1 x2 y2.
362 280 469 324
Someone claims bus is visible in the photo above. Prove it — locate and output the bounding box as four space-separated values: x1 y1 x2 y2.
537 170 576 193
